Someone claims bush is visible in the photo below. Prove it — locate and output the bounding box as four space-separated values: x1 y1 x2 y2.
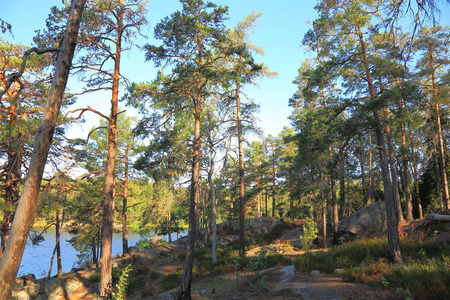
300 219 318 251
89 272 101 283
113 264 133 300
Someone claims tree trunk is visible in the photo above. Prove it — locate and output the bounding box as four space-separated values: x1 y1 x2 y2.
367 134 373 205
236 85 246 258
272 161 276 217
383 107 404 224
99 2 123 297
331 176 339 245
265 190 268 216
339 148 346 218
57 209 63 276
412 147 423 219
289 170 294 221
208 148 217 263
122 146 129 255
47 209 62 279
401 128 413 222
321 190 327 249
431 69 449 211
0 1 85 297
358 26 401 263
177 90 202 300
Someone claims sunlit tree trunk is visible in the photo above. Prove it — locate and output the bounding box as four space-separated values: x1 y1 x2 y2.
0 1 85 297
178 89 202 300
383 106 404 224
431 62 449 211
358 26 401 263
100 2 123 298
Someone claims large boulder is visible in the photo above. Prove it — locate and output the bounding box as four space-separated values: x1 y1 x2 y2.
339 201 386 235
149 235 166 248
217 216 283 236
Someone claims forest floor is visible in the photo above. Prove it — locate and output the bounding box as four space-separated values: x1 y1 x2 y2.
144 247 401 300
126 226 405 300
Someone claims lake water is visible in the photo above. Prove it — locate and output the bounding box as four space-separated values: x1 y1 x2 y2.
18 228 185 278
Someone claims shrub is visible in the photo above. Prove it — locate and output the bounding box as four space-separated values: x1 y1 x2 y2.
89 272 101 283
112 264 132 300
300 219 318 251
135 238 149 249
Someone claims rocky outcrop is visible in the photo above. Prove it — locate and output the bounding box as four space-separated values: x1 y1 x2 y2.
12 269 98 300
217 216 283 235
339 201 386 235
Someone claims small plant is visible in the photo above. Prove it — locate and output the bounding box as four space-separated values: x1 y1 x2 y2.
112 264 132 300
250 275 269 291
89 272 101 283
135 238 149 249
281 242 294 252
300 219 318 251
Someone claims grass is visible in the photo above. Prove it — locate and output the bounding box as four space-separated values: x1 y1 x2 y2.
160 273 181 292
294 235 450 300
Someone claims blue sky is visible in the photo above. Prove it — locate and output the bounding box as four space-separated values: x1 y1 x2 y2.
1 0 317 138
1 0 449 139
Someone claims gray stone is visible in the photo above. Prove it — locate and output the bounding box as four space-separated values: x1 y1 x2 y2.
149 235 166 248
217 216 283 236
334 268 344 274
40 277 64 294
12 290 31 300
339 201 387 235
14 274 37 290
310 270 320 275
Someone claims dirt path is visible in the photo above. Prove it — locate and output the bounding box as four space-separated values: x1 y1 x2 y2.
150 264 402 300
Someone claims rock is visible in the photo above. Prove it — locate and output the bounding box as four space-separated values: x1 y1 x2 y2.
217 216 283 236
334 268 344 274
311 270 320 275
149 235 166 248
127 245 142 254
14 274 37 289
12 290 31 300
40 277 64 294
112 256 133 268
339 201 386 235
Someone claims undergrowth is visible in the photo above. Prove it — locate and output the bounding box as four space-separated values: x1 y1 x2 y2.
294 235 450 300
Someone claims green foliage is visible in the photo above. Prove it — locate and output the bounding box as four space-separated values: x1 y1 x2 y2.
300 219 318 251
249 275 270 291
135 238 150 249
112 264 132 300
230 246 290 271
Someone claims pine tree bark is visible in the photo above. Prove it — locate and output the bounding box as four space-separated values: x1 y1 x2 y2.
122 146 129 255
99 2 123 297
178 89 202 300
358 26 401 263
237 85 246 258
0 1 86 297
